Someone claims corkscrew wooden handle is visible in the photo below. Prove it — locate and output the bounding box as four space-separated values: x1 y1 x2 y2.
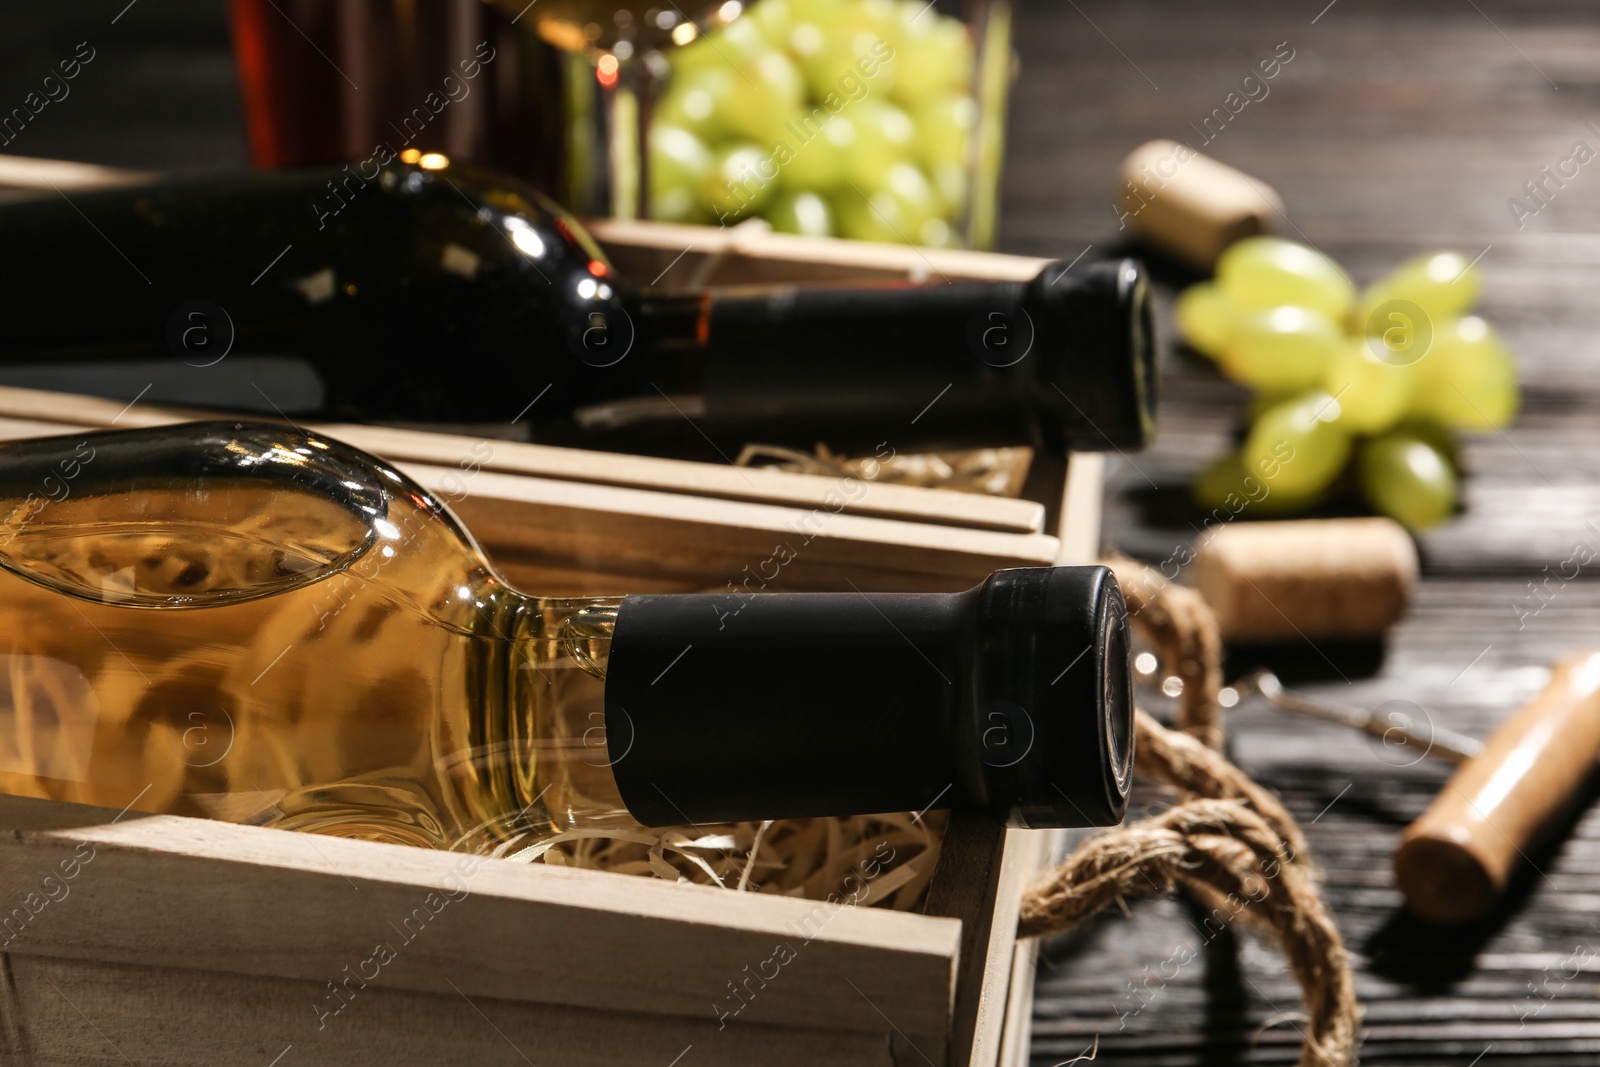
1393 652 1600 925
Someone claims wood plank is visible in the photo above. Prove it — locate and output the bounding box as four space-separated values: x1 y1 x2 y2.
0 386 1046 536
329 421 1045 536
0 952 932 1066
427 464 1060 592
0 155 150 192
0 794 960 1040
0 411 1064 594
1055 454 1106 567
924 813 1010 1067
587 217 1052 288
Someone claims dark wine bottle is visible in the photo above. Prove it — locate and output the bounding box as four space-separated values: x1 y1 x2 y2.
0 158 1155 456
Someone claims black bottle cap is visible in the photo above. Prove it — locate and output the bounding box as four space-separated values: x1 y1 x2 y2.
602 566 1132 829
1032 258 1158 452
699 259 1157 456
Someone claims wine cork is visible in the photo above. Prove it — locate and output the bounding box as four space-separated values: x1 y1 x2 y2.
1394 652 1600 925
1115 139 1283 270
1193 518 1418 644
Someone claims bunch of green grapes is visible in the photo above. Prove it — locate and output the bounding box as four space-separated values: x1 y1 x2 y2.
649 0 975 245
1178 238 1519 530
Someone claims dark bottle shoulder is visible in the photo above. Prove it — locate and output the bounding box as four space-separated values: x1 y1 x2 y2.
0 162 642 426
5 161 610 295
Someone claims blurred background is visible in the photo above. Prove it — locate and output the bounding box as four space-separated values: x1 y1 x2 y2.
5 1 1600 1063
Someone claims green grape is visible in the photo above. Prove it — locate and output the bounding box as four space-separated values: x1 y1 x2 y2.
913 93 976 170
1361 295 1432 367
930 160 968 216
833 187 918 243
889 8 972 103
1392 418 1460 468
1173 282 1236 358
751 0 794 39
1192 448 1321 515
1322 341 1414 435
1410 315 1518 430
785 20 830 69
1243 392 1352 499
764 189 835 237
800 28 897 101
723 50 806 146
781 113 855 191
1215 237 1356 321
834 0 900 39
843 100 916 189
1362 250 1481 327
918 216 956 247
787 0 848 22
674 16 766 75
657 67 737 141
883 162 940 227
1246 389 1302 422
1359 430 1458 529
706 143 776 219
648 124 714 223
1219 306 1342 392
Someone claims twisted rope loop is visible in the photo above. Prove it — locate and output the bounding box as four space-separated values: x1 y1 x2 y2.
1106 556 1225 750
1018 558 1360 1067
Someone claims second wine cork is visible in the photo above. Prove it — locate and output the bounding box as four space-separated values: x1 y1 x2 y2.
1115 140 1284 270
1394 652 1600 925
1192 517 1418 643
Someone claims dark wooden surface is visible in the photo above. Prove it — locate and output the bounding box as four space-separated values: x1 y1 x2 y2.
997 3 1600 1065
6 1 1600 1064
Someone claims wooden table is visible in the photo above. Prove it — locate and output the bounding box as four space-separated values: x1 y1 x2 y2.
998 3 1600 1065
4 1 1600 1063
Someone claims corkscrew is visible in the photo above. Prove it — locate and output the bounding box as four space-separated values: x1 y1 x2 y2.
1216 662 1600 927
1222 669 1484 765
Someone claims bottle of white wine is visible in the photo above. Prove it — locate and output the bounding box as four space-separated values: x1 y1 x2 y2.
0 421 1133 852
0 157 1154 457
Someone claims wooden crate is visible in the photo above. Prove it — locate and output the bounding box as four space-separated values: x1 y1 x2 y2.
0 174 1099 1066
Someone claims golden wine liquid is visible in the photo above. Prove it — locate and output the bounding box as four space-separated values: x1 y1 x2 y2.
0 461 627 853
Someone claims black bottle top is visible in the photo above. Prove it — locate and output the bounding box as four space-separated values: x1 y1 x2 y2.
0 160 1155 455
603 565 1133 829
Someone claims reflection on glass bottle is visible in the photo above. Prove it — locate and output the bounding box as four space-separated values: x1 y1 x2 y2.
0 422 1132 854
230 0 572 189
0 423 627 851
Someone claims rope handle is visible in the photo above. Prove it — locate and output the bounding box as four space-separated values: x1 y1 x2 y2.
1016 557 1361 1067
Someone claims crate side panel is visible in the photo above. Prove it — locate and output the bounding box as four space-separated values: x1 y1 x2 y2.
0 952 940 1067
0 796 960 1039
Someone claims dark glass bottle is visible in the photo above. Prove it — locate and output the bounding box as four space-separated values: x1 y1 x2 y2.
230 0 575 195
0 158 1154 456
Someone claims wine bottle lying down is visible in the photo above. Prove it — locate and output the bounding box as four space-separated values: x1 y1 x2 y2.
0 157 1155 456
0 421 1133 853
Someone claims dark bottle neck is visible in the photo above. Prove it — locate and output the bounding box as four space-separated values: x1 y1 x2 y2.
690 259 1154 455
574 260 1154 458
600 566 1133 830
552 292 710 446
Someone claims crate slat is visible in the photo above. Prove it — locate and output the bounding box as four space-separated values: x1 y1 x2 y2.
0 954 937 1066
0 386 1046 537
587 218 1051 288
0 795 959 1042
